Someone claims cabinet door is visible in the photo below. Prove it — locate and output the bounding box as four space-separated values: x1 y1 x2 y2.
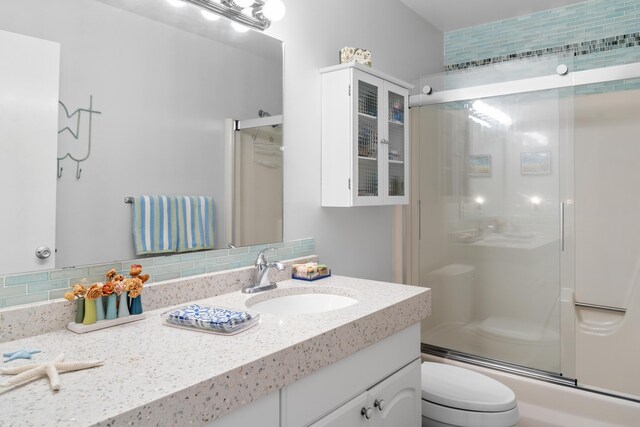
352 70 384 206
310 391 369 427
0 29 59 274
383 82 409 204
368 359 421 427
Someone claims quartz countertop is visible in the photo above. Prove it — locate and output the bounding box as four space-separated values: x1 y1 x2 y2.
0 275 430 426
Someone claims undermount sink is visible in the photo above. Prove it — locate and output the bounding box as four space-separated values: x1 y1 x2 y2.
246 289 359 315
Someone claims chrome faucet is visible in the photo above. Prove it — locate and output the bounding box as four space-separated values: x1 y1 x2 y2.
242 248 285 294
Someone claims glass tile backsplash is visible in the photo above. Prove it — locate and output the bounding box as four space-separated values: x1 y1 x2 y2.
0 238 315 308
444 0 640 72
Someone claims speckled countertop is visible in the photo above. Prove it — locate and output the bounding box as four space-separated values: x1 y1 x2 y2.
0 276 430 426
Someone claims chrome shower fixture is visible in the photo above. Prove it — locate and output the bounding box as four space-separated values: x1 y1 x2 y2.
180 0 285 31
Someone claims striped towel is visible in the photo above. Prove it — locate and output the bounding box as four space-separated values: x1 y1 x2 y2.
132 195 178 255
177 196 215 252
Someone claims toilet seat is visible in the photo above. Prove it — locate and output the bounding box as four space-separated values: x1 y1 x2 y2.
421 362 519 427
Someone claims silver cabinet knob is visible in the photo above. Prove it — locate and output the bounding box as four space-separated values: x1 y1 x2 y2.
35 246 51 259
361 406 373 419
374 399 385 410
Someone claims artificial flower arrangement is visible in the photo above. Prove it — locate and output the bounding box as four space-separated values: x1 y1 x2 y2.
64 264 149 326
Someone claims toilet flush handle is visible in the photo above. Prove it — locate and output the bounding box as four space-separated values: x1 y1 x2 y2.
374 399 385 411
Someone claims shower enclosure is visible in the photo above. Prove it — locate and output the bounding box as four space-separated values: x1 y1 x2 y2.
411 58 640 401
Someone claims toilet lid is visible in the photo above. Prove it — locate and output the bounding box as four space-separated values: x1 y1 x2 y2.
421 362 517 412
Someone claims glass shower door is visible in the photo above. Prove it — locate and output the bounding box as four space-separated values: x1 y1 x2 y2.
418 88 572 374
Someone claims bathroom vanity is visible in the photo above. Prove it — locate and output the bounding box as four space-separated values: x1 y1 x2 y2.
0 274 430 426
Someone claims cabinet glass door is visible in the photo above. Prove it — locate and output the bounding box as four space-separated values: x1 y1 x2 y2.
387 89 406 197
357 79 379 199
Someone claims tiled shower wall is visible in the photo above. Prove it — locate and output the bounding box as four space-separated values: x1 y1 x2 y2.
444 0 640 72
0 238 315 308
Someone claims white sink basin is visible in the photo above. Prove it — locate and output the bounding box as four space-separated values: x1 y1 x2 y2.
247 292 358 315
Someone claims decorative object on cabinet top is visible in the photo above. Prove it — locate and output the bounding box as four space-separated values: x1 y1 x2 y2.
339 47 372 67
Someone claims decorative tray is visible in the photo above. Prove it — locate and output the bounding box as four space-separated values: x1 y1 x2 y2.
67 314 146 334
292 270 332 282
160 304 260 336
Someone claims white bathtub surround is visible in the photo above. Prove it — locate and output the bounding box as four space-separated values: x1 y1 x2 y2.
423 355 640 427
0 256 316 343
0 276 430 426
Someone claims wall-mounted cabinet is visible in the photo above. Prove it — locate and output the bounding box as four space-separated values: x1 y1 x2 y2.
321 63 412 207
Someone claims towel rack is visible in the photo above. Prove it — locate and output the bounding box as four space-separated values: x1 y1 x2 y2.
124 197 134 204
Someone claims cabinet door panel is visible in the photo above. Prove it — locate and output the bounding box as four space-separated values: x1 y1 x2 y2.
0 29 59 274
310 391 368 427
353 70 383 206
368 359 421 427
384 81 409 204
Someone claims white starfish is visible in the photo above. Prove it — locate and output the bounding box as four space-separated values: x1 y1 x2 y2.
0 353 104 391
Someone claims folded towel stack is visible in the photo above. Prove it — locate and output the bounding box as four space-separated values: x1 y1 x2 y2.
165 304 257 334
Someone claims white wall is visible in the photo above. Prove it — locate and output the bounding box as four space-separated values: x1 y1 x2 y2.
267 0 443 281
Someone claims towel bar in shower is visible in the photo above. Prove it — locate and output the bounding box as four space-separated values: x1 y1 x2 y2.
574 302 626 313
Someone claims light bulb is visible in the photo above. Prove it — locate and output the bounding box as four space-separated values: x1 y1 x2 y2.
263 0 285 21
167 0 186 7
201 10 220 21
241 7 254 16
234 0 255 7
474 196 485 205
231 21 250 32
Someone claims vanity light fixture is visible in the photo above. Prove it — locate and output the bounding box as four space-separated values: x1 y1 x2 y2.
182 0 286 31
262 0 285 21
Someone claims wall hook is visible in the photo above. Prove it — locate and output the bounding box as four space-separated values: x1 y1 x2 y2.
57 95 102 181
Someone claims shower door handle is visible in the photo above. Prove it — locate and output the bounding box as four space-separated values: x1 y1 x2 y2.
418 199 421 240
560 202 565 252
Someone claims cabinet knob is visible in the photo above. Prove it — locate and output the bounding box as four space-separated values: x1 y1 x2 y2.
361 406 373 419
374 399 385 411
35 246 52 259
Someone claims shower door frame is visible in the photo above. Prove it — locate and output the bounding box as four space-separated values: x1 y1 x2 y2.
407 61 640 386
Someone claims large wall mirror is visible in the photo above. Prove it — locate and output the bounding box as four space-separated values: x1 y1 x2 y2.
0 0 283 277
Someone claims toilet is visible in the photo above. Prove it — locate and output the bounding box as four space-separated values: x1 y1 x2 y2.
421 362 519 427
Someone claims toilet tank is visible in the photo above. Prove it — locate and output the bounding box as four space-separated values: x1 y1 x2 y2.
423 264 475 331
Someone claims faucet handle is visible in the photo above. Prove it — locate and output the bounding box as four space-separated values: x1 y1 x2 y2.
269 261 285 271
256 247 276 265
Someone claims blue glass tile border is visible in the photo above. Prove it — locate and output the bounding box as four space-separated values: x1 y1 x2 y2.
0 237 315 308
445 31 640 71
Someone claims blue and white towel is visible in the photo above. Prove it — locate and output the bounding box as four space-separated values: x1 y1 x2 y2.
177 196 215 253
132 195 178 255
167 304 253 333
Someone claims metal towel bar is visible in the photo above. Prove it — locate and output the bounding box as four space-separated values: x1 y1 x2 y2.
574 302 626 313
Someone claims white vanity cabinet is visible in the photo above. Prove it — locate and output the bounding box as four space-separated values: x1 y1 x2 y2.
281 323 421 427
321 63 412 207
311 360 422 427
